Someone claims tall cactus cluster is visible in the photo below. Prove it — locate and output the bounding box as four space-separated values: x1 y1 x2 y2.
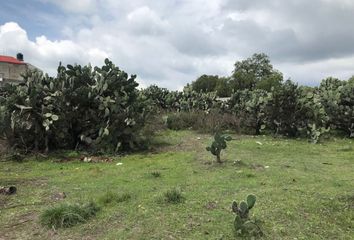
0 59 150 153
206 132 232 163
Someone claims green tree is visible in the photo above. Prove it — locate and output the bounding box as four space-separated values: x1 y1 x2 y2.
215 77 232 97
230 53 283 91
191 75 219 93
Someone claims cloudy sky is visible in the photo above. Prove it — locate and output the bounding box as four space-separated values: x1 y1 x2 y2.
0 0 353 89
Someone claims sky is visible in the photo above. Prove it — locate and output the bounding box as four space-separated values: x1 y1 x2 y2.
0 0 353 90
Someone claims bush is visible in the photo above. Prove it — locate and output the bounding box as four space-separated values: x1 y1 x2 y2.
166 111 240 133
40 202 100 228
319 78 354 137
166 112 199 130
163 188 184 204
3 59 152 153
98 192 131 206
228 89 270 135
265 80 301 137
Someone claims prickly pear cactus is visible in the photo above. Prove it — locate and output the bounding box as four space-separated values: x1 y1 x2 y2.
232 194 259 235
206 132 232 163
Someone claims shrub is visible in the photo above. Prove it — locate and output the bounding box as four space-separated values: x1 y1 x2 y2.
166 111 240 133
265 80 301 137
166 112 199 130
163 188 184 204
297 89 329 143
319 77 354 137
40 202 100 228
228 89 270 135
98 192 131 206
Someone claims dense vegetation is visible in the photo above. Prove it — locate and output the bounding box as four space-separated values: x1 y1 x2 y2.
0 59 151 153
0 53 353 154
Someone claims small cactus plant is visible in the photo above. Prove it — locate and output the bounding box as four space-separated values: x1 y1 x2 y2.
232 194 262 236
206 132 232 163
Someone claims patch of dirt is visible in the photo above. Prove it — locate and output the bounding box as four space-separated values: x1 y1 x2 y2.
56 155 113 163
233 160 248 167
249 163 265 171
51 192 66 201
204 201 218 210
2 212 37 229
1 177 48 188
0 195 9 208
154 134 207 153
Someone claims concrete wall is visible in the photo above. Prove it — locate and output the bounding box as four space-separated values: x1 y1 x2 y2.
0 62 28 85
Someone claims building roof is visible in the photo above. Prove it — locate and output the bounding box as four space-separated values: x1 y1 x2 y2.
0 55 26 65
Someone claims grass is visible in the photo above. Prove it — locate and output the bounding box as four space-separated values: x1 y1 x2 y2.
162 187 184 204
98 191 132 206
150 171 161 178
40 202 100 229
0 130 353 239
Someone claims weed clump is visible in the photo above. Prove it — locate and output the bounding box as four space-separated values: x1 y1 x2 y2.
98 191 131 206
151 171 161 178
163 188 184 204
40 202 99 228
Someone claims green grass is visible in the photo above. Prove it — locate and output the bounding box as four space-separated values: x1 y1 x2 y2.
150 170 162 178
0 130 353 239
40 202 100 229
162 187 184 204
98 192 132 206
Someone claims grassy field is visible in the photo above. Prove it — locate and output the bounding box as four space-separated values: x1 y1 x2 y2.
0 130 353 239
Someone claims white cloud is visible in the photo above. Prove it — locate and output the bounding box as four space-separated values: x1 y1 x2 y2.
126 6 169 35
1 0 354 89
0 22 108 75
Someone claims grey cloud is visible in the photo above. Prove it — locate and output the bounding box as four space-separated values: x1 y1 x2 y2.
1 0 354 89
222 0 354 63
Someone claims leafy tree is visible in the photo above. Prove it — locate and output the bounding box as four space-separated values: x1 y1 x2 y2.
255 70 283 91
191 75 219 93
230 53 283 91
215 77 232 97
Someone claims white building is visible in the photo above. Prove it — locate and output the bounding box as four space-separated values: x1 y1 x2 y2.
0 53 38 86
